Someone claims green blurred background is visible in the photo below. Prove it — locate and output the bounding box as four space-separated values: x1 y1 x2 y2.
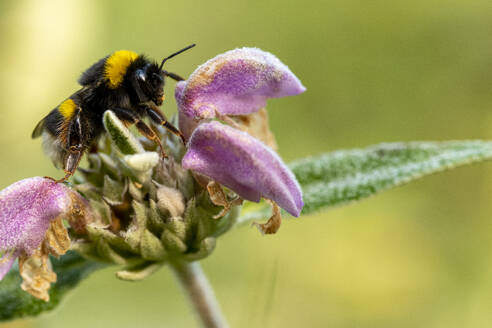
2 0 492 327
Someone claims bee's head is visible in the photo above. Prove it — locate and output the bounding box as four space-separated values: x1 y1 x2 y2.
133 44 195 106
134 64 165 105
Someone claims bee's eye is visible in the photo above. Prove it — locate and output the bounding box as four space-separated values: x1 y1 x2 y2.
151 73 164 87
136 69 146 82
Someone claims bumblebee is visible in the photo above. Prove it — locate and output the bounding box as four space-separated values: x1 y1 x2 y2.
32 44 195 182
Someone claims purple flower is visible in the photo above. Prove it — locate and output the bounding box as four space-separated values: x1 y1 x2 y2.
177 48 305 219
176 48 306 135
0 177 81 280
182 122 303 216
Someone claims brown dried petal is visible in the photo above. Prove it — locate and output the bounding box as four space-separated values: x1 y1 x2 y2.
66 189 98 234
232 108 277 150
19 246 56 302
252 200 282 234
18 217 70 301
206 181 243 219
44 217 71 256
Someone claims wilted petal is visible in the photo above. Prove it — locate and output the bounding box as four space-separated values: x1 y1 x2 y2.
0 177 72 256
0 177 94 285
44 217 71 257
19 247 56 302
231 108 278 150
176 48 306 121
206 181 243 219
252 201 282 234
182 121 303 217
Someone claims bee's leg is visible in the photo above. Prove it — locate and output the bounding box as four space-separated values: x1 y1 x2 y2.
110 108 167 157
58 110 87 182
46 109 86 183
141 102 186 144
46 147 83 184
56 147 83 183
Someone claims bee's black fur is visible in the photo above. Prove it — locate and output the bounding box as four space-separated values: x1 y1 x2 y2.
32 45 195 182
77 56 108 86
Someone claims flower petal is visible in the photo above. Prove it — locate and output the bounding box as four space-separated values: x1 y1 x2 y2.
231 108 278 150
19 247 56 301
0 251 17 280
252 201 282 234
176 48 306 120
182 121 304 216
0 177 72 255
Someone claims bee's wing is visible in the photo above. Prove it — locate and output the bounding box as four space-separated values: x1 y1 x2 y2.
31 117 46 139
31 106 64 139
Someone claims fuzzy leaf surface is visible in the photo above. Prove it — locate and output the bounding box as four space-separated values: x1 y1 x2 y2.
292 141 492 214
103 110 144 155
239 141 492 222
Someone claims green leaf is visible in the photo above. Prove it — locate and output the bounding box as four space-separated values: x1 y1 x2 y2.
239 141 492 222
103 110 144 155
292 141 492 214
0 251 104 321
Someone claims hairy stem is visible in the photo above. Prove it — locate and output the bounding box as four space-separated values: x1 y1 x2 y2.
170 261 228 328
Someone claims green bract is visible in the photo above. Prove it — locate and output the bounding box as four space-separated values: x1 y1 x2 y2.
73 111 240 278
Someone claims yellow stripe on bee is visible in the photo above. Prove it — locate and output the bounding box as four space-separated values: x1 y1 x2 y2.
104 50 138 89
58 98 77 118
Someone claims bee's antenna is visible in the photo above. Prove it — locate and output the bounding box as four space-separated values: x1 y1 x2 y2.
159 44 196 71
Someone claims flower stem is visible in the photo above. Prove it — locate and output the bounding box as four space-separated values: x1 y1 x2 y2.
170 261 228 328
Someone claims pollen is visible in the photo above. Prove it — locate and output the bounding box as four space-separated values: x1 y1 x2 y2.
104 50 138 89
58 99 77 118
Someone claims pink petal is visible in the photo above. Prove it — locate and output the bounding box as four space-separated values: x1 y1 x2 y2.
176 48 306 121
0 177 72 256
182 121 303 216
0 252 17 280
